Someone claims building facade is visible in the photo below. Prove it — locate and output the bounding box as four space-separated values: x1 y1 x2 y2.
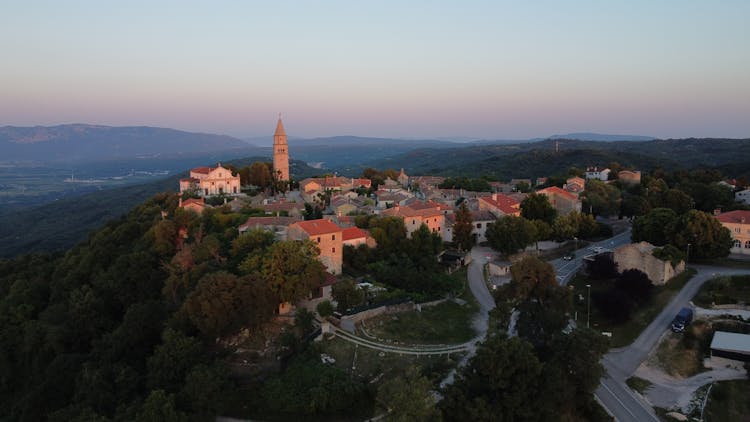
716 210 750 255
288 219 343 274
179 163 241 196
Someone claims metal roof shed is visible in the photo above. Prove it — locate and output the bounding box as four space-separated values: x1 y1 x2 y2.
710 331 750 362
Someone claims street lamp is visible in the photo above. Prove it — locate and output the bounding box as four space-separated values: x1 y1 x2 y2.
686 243 691 265
586 284 591 329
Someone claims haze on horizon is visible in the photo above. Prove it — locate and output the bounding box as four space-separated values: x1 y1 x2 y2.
1 1 749 140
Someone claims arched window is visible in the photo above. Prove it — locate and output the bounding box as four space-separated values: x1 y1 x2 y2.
734 240 742 248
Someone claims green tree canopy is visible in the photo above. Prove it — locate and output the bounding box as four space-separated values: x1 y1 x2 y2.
261 240 326 303
452 202 475 251
521 192 557 224
486 216 537 255
376 366 440 422
632 207 679 246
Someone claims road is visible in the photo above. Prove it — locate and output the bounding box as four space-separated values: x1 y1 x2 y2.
595 265 750 421
552 229 632 285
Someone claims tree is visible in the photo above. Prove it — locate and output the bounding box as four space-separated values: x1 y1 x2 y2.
486 216 537 255
294 307 315 333
507 257 572 346
261 240 326 304
376 366 441 422
441 336 543 421
316 300 334 317
233 229 275 272
582 179 621 216
178 363 228 418
587 254 618 280
620 193 651 218
248 161 273 188
615 269 653 304
670 210 733 261
331 279 365 312
632 208 679 246
452 202 475 251
146 328 204 391
368 216 407 256
182 272 275 338
521 193 557 224
136 390 187 422
592 289 633 323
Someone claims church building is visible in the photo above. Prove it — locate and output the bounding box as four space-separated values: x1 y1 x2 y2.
179 163 241 196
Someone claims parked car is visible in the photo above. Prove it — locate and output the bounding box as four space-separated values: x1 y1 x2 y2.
563 254 575 261
671 307 694 333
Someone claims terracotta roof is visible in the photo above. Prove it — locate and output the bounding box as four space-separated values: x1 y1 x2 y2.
538 186 578 200
320 272 338 287
261 201 304 212
191 166 212 174
342 226 368 241
291 219 342 236
716 210 750 224
351 178 372 187
479 193 520 215
381 205 443 218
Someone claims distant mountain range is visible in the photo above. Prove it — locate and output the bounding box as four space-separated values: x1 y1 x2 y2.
547 133 655 141
0 124 259 162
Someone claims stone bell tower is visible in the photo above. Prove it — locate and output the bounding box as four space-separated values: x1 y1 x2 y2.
273 115 289 181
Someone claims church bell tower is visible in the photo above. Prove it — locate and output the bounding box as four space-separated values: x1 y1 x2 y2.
273 115 290 182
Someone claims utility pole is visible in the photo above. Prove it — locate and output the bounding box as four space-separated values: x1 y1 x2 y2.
586 284 591 329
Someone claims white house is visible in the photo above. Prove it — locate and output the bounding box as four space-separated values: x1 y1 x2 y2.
585 167 611 181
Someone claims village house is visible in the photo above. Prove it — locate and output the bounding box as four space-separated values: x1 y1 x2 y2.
613 242 685 285
342 226 376 248
443 210 495 243
537 186 582 215
410 175 446 189
260 199 305 218
564 176 586 194
489 181 514 193
287 219 343 274
329 195 358 216
617 170 642 185
178 197 210 214
374 189 412 208
380 202 445 237
179 163 241 196
478 193 521 218
585 167 611 181
510 179 532 190
716 210 750 256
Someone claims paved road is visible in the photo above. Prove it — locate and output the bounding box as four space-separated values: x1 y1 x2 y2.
552 229 632 285
595 265 750 421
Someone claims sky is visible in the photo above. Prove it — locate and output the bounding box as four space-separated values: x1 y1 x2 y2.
1 1 749 140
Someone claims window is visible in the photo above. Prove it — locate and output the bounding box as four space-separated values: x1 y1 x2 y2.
476 223 482 229
317 237 321 243
412 219 416 225
332 234 336 240
735 227 741 233
746 240 750 249
332 247 335 253
734 240 742 248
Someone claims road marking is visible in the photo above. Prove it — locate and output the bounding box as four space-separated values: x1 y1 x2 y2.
599 378 657 421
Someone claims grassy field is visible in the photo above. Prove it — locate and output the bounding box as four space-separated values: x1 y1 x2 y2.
694 274 750 307
703 380 750 422
570 269 696 348
652 320 711 378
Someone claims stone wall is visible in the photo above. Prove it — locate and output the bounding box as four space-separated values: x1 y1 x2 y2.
613 242 685 285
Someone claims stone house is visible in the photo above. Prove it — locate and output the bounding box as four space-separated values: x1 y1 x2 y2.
564 176 586 194
716 210 750 256
288 219 343 275
443 210 495 243
478 193 521 218
380 203 445 238
537 186 582 215
179 197 210 214
613 242 685 285
237 216 301 240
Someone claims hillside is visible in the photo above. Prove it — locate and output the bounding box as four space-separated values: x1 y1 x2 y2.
362 138 750 178
0 124 258 162
0 158 319 257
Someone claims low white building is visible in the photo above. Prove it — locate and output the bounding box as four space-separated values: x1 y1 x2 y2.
585 167 611 181
735 189 750 205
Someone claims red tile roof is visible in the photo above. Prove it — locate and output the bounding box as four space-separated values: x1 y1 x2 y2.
342 226 367 241
239 216 300 231
538 186 578 200
181 198 205 207
716 210 750 224
292 219 342 236
191 166 212 174
479 193 520 215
